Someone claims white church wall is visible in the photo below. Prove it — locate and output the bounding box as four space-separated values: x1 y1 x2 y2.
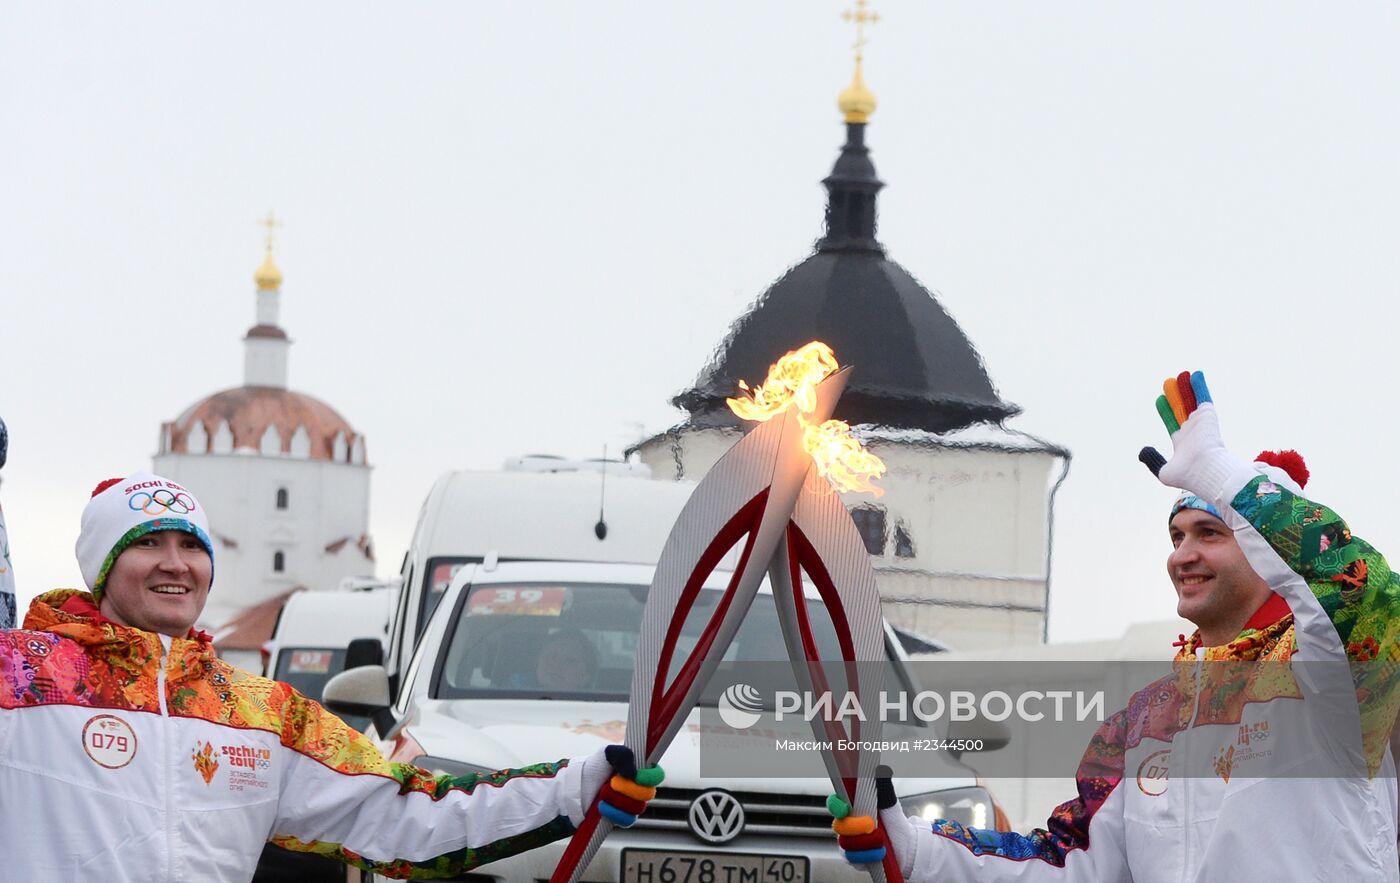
243 337 288 388
289 425 310 458
877 569 1046 649
869 444 1056 576
259 425 280 456
211 420 233 454
635 426 737 482
255 289 278 325
312 459 374 590
152 450 372 629
186 420 208 454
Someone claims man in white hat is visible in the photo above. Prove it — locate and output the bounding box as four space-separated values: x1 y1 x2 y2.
833 372 1400 881
0 471 661 881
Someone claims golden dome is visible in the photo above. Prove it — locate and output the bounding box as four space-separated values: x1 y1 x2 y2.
838 56 877 124
254 251 283 290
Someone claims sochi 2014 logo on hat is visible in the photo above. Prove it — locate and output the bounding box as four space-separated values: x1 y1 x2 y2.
126 482 197 516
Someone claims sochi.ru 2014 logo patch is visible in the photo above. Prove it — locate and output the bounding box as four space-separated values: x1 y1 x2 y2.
1214 744 1236 784
192 740 220 785
82 715 137 769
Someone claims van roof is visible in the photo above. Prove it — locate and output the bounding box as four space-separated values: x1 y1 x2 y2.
273 590 396 646
417 471 696 566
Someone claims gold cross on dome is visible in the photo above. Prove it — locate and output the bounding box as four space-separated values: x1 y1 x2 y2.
259 210 281 253
842 0 879 58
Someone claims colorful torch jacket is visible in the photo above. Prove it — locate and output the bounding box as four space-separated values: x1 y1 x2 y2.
888 467 1400 882
0 590 589 881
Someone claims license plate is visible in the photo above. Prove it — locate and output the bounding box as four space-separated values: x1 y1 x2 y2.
620 849 808 883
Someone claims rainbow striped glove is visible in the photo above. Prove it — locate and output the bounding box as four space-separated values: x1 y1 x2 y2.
828 773 911 872
582 745 664 828
1153 371 1248 504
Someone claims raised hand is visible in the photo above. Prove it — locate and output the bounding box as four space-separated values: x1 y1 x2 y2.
1152 371 1244 501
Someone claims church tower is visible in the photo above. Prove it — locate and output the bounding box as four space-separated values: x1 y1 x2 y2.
634 8 1069 649
245 226 291 388
154 215 374 654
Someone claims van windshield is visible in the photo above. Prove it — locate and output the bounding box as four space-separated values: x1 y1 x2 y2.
434 581 902 704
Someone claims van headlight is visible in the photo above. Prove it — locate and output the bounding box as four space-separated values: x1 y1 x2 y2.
413 755 497 779
900 786 994 830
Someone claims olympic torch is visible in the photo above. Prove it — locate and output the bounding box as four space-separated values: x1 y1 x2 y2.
551 343 902 883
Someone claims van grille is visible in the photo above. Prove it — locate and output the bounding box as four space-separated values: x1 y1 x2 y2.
632 787 833 839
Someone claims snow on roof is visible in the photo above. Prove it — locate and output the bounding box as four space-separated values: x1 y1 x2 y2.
855 422 1070 457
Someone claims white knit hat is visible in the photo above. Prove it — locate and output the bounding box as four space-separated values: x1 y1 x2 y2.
75 472 214 600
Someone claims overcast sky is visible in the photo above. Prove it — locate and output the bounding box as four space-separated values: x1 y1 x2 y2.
4 2 1398 645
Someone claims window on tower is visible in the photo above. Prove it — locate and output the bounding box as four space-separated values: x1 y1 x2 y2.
273 550 285 573
276 487 289 510
894 522 916 559
849 505 887 556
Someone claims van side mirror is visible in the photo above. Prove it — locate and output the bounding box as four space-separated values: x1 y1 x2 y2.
345 637 384 670
946 717 1012 756
323 664 393 728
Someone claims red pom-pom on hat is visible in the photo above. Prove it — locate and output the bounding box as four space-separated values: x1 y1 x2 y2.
1255 450 1309 489
91 477 124 497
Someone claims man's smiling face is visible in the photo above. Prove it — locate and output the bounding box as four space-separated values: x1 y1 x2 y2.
99 530 212 637
1167 508 1272 645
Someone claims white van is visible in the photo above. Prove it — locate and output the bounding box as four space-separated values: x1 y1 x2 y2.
327 459 1005 881
263 585 398 732
382 458 695 686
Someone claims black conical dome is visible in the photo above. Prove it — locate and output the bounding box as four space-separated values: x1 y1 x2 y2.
673 123 1018 432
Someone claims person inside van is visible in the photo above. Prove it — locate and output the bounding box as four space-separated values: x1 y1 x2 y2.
534 628 600 691
0 471 663 880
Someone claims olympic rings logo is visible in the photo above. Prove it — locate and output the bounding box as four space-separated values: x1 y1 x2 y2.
128 489 196 516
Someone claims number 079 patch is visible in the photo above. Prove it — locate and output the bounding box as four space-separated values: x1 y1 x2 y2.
82 714 138 769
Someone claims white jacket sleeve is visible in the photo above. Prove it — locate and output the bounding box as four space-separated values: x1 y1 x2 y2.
267 686 589 878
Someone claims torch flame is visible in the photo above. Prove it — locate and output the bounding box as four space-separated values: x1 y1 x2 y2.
725 342 840 422
727 342 886 496
802 417 886 496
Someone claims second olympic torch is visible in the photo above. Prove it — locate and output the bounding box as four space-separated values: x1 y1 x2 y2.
552 343 903 883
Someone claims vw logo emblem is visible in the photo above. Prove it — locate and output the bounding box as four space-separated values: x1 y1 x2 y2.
687 790 745 844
